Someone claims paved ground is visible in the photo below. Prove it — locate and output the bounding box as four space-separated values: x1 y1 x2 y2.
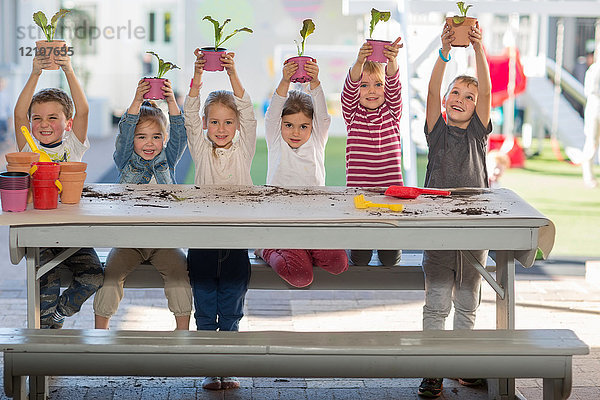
1 134 599 399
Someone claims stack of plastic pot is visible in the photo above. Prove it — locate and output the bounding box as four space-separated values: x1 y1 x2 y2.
58 162 87 204
29 162 62 210
0 171 30 212
5 152 40 204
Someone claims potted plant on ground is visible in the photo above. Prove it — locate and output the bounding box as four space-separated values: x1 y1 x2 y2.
286 19 316 83
143 51 180 100
366 8 391 63
446 2 476 47
33 9 71 70
201 16 253 72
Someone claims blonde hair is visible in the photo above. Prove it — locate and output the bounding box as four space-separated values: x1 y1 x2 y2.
363 61 385 83
444 75 479 99
282 90 313 120
138 100 168 137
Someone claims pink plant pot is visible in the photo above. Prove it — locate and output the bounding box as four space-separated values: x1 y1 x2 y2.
201 47 227 72
286 56 315 83
366 39 392 63
35 40 67 70
1 189 29 212
142 78 166 100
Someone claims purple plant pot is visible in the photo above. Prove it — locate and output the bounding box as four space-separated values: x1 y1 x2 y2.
201 47 227 72
286 56 315 83
143 78 166 100
366 39 392 63
1 189 28 212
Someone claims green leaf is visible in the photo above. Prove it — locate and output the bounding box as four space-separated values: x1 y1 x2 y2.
218 27 253 49
146 51 178 79
33 11 48 29
297 19 315 56
51 9 70 26
369 8 391 39
456 2 472 17
203 16 221 49
203 16 252 50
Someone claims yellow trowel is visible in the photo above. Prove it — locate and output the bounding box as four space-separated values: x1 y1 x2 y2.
20 126 52 162
354 194 403 212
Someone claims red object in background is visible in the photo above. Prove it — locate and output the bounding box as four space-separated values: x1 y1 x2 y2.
487 49 527 108
488 134 525 168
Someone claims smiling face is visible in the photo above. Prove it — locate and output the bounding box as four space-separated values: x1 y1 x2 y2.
443 80 478 128
203 103 239 149
281 111 312 149
133 120 165 160
29 101 72 146
359 71 385 110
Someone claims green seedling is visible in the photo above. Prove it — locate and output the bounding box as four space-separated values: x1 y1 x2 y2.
203 16 253 50
33 9 70 42
369 8 391 39
453 2 473 24
295 19 315 56
146 51 180 79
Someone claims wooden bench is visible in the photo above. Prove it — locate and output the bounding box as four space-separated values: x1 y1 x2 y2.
0 328 588 400
56 250 496 290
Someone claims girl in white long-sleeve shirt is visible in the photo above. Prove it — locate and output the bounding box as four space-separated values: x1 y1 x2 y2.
257 59 348 288
183 49 256 391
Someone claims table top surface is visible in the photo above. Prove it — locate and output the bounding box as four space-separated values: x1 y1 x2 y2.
0 184 551 228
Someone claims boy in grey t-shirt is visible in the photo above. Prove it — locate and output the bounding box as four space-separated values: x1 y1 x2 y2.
418 21 492 398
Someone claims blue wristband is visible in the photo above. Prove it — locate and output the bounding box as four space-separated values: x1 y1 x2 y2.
439 48 451 62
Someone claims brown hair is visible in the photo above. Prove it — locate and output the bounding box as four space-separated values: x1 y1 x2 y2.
203 90 239 121
363 61 385 83
444 75 479 99
282 90 313 120
138 100 167 137
28 88 74 119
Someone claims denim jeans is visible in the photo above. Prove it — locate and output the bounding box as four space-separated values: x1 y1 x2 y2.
187 249 251 332
39 247 104 328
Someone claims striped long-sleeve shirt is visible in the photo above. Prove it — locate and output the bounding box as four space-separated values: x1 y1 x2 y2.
341 70 403 187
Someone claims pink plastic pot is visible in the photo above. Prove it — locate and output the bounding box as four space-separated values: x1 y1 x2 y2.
201 47 227 71
286 56 315 83
366 39 391 63
142 78 166 100
1 189 29 212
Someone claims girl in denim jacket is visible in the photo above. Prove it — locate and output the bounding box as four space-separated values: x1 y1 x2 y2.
93 79 192 330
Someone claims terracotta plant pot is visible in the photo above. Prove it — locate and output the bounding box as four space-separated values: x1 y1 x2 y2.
59 171 86 204
5 152 39 165
366 39 392 63
142 78 166 100
35 40 67 70
286 56 315 83
59 161 87 173
201 47 227 71
446 17 477 48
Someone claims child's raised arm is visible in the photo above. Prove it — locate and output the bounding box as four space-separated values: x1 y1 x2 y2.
471 23 491 126
188 48 205 98
13 54 51 150
383 37 403 77
222 52 244 98
349 42 372 82
304 59 321 90
426 24 453 133
55 52 89 145
162 79 181 116
127 79 150 115
275 61 298 97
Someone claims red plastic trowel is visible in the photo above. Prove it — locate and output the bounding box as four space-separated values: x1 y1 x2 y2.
385 186 451 199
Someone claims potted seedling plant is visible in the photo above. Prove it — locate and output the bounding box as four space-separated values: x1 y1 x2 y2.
143 51 180 100
33 9 71 70
286 19 316 83
201 16 253 72
366 8 391 63
446 2 476 47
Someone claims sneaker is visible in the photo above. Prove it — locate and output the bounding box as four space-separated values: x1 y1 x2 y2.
220 376 240 389
201 376 221 390
51 310 65 326
418 378 443 398
458 378 486 387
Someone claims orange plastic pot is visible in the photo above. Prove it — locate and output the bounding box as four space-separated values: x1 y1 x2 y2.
446 17 477 48
35 40 67 70
5 152 39 165
59 161 87 173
